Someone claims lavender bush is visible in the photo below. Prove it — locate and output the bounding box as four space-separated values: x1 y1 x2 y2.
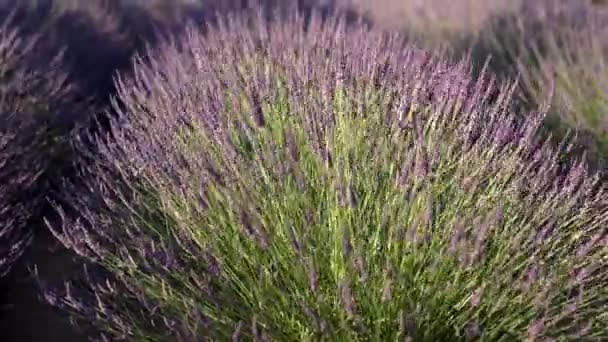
352 0 521 48
2 0 353 102
350 0 608 171
0 12 75 278
46 9 607 341
461 0 608 171
511 6 608 171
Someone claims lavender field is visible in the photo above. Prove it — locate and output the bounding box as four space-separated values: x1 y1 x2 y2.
0 1 606 341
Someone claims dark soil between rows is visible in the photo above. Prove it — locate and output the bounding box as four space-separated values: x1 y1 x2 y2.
0 228 85 342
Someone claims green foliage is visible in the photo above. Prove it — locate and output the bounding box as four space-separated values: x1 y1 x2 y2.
47 20 607 337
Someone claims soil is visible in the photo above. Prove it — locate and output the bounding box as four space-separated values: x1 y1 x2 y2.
0 229 86 342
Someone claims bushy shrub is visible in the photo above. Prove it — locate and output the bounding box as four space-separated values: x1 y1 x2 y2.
45 9 607 341
346 0 608 172
0 0 127 101
468 1 588 72
349 0 522 52
0 0 353 103
513 11 608 172
0 13 75 278
463 0 608 171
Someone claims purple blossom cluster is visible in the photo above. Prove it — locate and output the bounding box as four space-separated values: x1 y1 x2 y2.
44 8 607 341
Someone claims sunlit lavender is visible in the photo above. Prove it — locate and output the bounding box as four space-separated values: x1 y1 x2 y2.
42 8 608 341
